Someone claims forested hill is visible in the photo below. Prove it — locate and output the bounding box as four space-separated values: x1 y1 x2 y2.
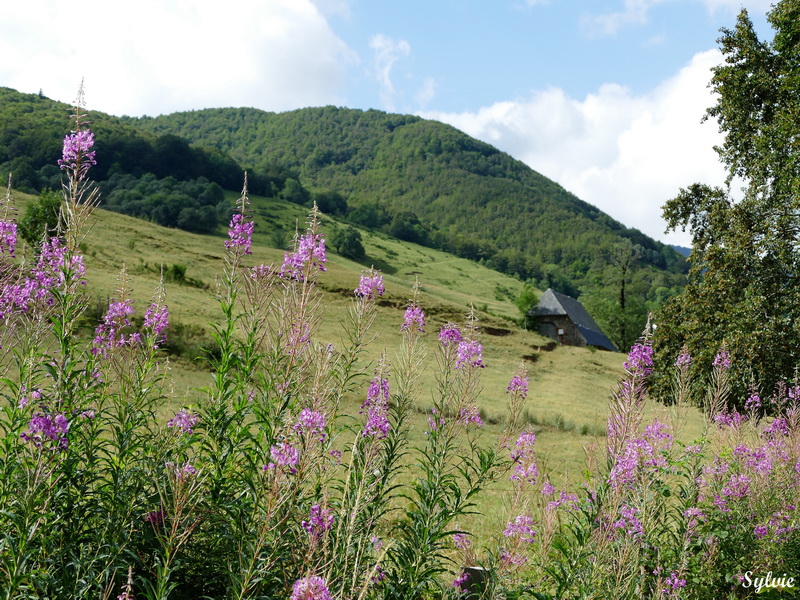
0 86 685 346
126 107 686 290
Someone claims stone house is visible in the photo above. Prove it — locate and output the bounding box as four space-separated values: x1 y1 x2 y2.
528 288 616 351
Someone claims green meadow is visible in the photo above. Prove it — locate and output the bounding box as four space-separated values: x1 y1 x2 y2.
11 186 706 540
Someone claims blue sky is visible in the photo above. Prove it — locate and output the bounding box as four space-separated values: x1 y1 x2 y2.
0 0 775 246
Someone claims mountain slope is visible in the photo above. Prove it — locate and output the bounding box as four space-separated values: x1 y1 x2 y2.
127 106 686 288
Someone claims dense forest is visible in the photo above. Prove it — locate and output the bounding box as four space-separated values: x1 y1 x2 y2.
1 87 686 348
0 87 309 233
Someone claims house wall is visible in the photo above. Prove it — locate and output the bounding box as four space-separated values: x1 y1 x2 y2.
534 316 585 347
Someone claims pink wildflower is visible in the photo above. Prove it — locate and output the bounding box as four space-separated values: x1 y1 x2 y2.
225 212 254 255
58 129 97 177
401 304 425 333
361 374 390 439
355 271 384 298
504 514 536 543
290 576 332 600
438 325 461 345
21 412 69 451
455 340 484 370
167 409 198 434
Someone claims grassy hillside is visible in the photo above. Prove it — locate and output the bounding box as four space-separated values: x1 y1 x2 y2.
11 187 704 476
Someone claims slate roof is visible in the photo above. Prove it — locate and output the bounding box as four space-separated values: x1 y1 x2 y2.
529 288 616 351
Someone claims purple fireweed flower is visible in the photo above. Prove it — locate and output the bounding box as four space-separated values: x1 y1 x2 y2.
58 129 97 177
754 524 769 539
92 299 139 357
401 304 425 333
427 408 446 433
644 419 674 448
541 480 555 495
510 431 538 485
33 237 86 298
504 514 536 543
624 343 653 377
452 572 469 591
499 549 527 568
225 212 254 255
763 417 790 439
18 387 42 409
280 233 327 280
0 238 85 320
614 503 643 537
0 220 17 257
713 409 746 428
294 408 327 442
455 340 484 370
608 429 672 488
284 321 312 357
302 503 335 537
144 302 169 347
269 442 300 474
21 412 69 450
721 473 751 499
546 491 580 512
683 507 705 532
438 324 462 346
361 374 390 439
355 271 384 299
458 405 483 428
175 462 197 478
662 572 687 596
167 409 198 434
290 576 332 600
674 350 692 368
453 532 471 550
745 394 762 410
506 373 529 398
371 564 387 585
712 349 731 370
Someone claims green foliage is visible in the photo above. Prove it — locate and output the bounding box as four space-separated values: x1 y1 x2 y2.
312 190 348 216
654 1 800 404
19 187 61 246
515 284 538 326
100 173 223 233
329 224 366 260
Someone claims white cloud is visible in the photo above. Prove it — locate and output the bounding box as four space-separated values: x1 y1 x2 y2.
0 0 356 116
582 0 664 37
369 34 411 112
421 50 730 246
414 77 437 109
583 0 773 37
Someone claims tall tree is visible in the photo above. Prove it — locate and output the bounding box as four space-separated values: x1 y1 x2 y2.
653 1 800 404
581 240 647 352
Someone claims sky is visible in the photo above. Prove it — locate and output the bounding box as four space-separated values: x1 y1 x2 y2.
0 0 777 247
